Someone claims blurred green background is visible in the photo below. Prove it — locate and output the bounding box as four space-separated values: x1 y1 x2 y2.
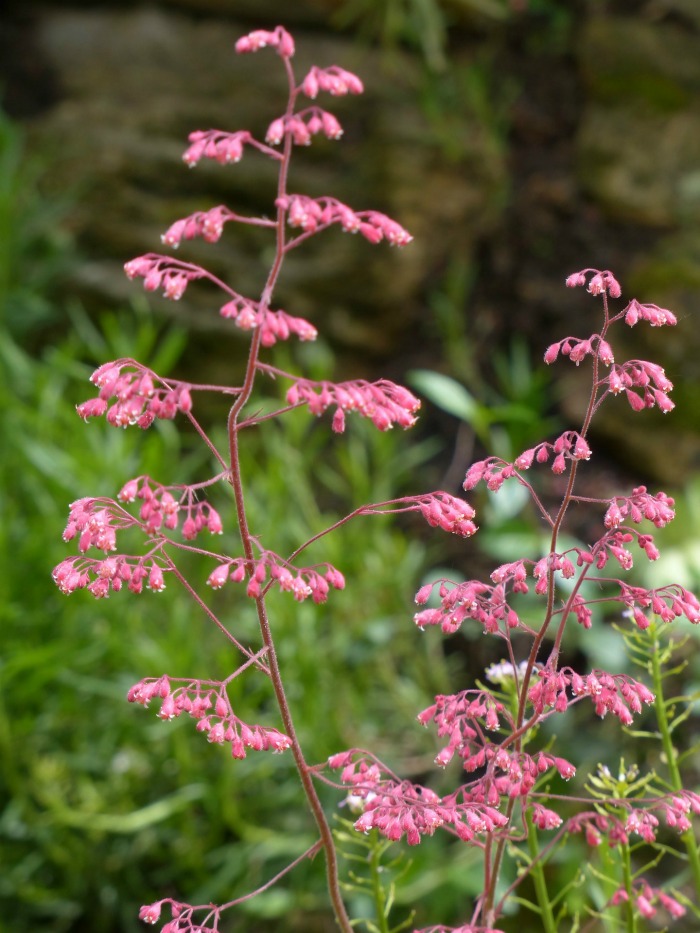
2 1 700 931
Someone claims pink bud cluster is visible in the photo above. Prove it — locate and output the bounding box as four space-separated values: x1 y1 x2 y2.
607 359 674 412
207 551 345 603
300 65 364 99
234 25 295 58
286 377 420 432
276 194 413 245
417 925 505 933
328 753 508 845
611 881 685 921
128 677 291 758
53 556 167 598
124 254 204 302
574 792 700 850
603 486 675 529
530 803 564 830
62 496 134 553
566 268 622 298
414 492 477 537
416 691 506 769
544 334 614 366
181 128 279 168
161 206 241 247
220 297 318 345
417 695 576 794
77 359 193 428
464 431 592 491
623 298 677 327
265 108 344 146
619 582 700 627
139 900 222 933
414 577 521 635
528 667 655 725
118 477 223 539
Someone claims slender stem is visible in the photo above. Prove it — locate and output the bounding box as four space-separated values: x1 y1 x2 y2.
649 624 700 894
481 296 612 926
621 844 636 933
524 809 557 933
221 56 352 933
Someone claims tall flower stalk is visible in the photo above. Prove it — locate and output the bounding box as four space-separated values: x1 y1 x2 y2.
54 25 699 933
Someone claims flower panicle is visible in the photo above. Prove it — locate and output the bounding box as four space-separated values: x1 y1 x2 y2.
53 555 167 598
78 358 193 429
128 676 292 758
118 476 223 538
328 753 508 846
277 194 412 245
206 550 345 604
287 376 420 432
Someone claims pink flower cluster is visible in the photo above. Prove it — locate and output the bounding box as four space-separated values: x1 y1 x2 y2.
300 65 364 98
118 477 223 539
463 431 592 490
602 486 675 529
328 753 508 845
181 129 272 168
417 925 505 933
161 206 242 247
128 677 291 758
265 108 344 145
544 333 614 366
528 667 655 725
62 496 132 553
53 556 167 598
414 492 477 537
565 268 622 298
574 791 700 849
619 582 700 627
277 194 413 245
416 694 576 794
234 25 295 58
623 298 677 327
414 577 522 635
607 359 674 412
219 297 317 345
139 900 223 933
207 551 345 603
286 377 420 432
611 881 685 921
77 359 193 428
124 254 204 302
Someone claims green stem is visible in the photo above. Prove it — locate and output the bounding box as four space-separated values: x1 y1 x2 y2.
649 624 700 894
621 844 636 933
368 833 390 933
524 808 557 933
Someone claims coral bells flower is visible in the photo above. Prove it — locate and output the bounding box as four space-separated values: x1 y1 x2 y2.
277 194 412 244
235 26 295 58
565 267 621 298
623 298 677 327
206 552 345 604
415 492 477 537
300 65 364 98
329 756 508 845
128 678 292 758
287 377 420 431
603 486 675 529
78 359 194 429
219 298 318 345
124 254 206 301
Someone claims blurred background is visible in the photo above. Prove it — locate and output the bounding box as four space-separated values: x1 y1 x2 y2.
1 0 700 930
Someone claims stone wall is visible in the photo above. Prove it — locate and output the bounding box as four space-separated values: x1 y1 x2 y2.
3 0 700 481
